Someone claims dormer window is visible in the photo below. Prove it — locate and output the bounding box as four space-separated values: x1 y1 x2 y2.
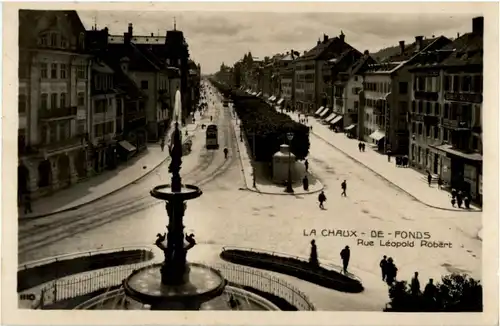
60 36 67 49
38 33 48 46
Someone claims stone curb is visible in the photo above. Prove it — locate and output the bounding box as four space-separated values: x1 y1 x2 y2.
22 123 201 220
311 131 481 213
229 113 325 196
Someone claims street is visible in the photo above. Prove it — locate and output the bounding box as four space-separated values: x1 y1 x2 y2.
18 82 482 310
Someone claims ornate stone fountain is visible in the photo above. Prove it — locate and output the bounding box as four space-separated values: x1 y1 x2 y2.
122 90 227 310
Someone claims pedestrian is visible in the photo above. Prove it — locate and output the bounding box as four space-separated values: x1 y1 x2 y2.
411 272 421 296
363 143 366 152
427 173 432 187
302 175 309 191
341 180 347 197
451 188 457 200
437 177 443 190
379 255 388 281
451 197 456 207
358 142 362 152
160 140 165 152
309 240 319 267
310 126 313 131
387 149 392 162
318 191 326 209
385 257 398 285
457 194 463 208
340 245 350 274
423 278 437 306
304 159 309 173
24 192 33 214
464 195 471 209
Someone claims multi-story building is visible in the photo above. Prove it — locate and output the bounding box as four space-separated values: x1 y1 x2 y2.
409 16 483 203
277 51 300 109
18 10 92 200
361 35 450 153
89 59 119 173
294 32 355 115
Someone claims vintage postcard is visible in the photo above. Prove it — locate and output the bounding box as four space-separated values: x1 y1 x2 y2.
2 1 498 326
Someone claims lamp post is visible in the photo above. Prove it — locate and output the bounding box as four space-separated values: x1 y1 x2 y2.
250 129 257 188
285 132 294 193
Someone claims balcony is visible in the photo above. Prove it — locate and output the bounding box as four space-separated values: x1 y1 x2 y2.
39 106 77 120
414 91 439 102
442 118 471 130
38 134 85 155
444 92 482 104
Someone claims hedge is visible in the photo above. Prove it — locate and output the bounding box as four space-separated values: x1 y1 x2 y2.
211 80 310 162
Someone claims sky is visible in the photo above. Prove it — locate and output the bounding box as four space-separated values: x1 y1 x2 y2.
77 10 478 74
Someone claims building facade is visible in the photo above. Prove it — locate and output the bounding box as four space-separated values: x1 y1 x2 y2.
18 10 92 200
408 17 483 203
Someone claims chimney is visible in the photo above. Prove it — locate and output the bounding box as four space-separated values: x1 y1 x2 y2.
323 34 328 43
339 30 345 43
415 36 424 52
128 23 133 36
151 32 154 37
317 38 321 45
472 16 484 36
399 40 405 55
457 32 460 39
124 23 133 45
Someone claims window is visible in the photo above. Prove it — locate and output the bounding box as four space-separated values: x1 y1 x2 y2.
426 102 432 115
60 37 67 49
399 82 408 94
51 93 58 109
41 93 48 110
444 75 452 91
434 103 440 116
19 94 27 114
473 75 482 93
418 101 423 113
77 120 85 135
418 123 423 135
444 103 449 119
141 80 149 90
41 63 48 78
116 99 122 115
60 93 66 108
95 75 101 90
60 64 67 79
50 33 58 47
77 65 86 79
461 75 472 92
453 75 460 92
411 101 416 112
39 34 47 46
60 121 70 140
49 123 57 143
412 122 416 133
434 126 440 139
426 124 431 137
50 63 57 79
443 128 449 141
417 77 425 91
425 78 432 92
77 92 85 106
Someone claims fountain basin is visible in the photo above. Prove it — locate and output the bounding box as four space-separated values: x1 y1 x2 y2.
123 263 226 309
150 184 202 201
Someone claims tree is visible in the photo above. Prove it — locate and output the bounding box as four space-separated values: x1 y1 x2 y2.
385 273 482 312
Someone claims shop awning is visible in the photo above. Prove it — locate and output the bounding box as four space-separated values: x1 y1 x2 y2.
330 115 343 125
256 92 262 97
430 144 482 161
369 130 385 141
269 96 276 102
277 98 284 105
345 124 356 131
118 140 137 152
324 113 337 122
252 92 257 96
319 107 330 118
314 106 324 115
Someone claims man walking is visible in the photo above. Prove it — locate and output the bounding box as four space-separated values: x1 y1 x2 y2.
341 180 347 197
379 255 388 281
427 172 432 187
318 191 326 209
304 159 309 173
340 246 350 274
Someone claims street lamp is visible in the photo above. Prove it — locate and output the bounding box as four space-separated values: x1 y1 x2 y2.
285 132 294 193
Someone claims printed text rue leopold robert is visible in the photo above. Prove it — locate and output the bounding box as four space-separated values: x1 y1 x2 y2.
303 229 453 248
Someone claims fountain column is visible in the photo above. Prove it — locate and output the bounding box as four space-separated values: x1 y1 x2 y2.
123 91 226 310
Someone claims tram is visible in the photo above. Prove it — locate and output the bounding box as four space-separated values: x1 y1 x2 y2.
206 124 219 149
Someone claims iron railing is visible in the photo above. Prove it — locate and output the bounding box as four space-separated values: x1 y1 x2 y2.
30 261 314 311
18 246 154 271
221 245 363 283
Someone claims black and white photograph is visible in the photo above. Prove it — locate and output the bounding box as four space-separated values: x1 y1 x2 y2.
2 2 498 326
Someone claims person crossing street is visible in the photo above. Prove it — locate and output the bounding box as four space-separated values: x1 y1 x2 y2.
341 180 347 197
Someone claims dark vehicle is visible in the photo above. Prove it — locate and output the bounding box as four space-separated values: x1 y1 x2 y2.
206 124 219 149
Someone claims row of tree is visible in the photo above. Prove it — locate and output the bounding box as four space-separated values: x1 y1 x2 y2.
212 80 310 162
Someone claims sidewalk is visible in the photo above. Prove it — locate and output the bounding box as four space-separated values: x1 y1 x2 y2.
20 115 202 219
286 112 481 212
230 113 324 195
